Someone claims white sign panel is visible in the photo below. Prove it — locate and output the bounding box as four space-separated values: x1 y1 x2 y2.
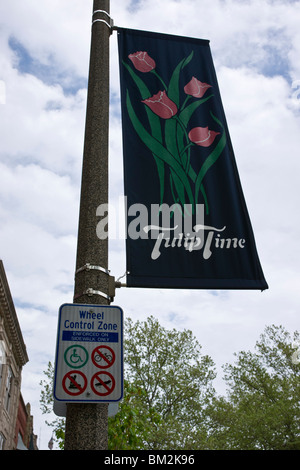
54 304 123 403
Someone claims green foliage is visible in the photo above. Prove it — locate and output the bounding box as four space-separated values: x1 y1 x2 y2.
207 325 300 450
40 321 300 450
108 380 154 450
39 362 65 449
120 316 216 449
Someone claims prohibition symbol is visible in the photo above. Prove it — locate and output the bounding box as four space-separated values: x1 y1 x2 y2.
91 371 115 396
62 370 87 396
92 345 115 369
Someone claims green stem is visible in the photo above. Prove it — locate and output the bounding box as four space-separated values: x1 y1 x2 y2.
151 70 168 91
174 114 187 137
174 115 192 172
180 142 194 162
200 185 209 216
126 90 195 211
180 95 191 111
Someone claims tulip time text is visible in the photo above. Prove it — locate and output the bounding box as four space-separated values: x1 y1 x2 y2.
96 199 246 260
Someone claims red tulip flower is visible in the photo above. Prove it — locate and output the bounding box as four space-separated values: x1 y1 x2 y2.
128 51 156 73
142 91 178 119
184 77 212 98
188 126 220 147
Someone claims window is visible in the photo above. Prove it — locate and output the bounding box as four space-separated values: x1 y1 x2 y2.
4 366 13 412
0 341 5 391
0 432 5 450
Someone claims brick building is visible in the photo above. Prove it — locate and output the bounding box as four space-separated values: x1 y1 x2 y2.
0 260 37 450
15 395 38 450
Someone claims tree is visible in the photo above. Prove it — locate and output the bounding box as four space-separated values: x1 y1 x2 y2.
40 316 216 450
39 362 65 449
207 325 300 450
40 321 299 450
107 379 160 450
109 316 216 449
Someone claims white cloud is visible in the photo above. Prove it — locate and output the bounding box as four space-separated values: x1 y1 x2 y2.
0 163 78 233
0 1 91 78
0 66 86 177
0 0 299 449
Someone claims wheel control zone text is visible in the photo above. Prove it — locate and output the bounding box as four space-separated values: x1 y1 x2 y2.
104 454 196 467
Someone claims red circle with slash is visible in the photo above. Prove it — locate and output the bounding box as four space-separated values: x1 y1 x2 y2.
92 345 115 369
62 370 87 396
90 371 115 396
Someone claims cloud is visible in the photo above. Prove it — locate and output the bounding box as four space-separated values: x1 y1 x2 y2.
0 1 91 78
0 69 86 177
0 163 78 232
0 0 299 449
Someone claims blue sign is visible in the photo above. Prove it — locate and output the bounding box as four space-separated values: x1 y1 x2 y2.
62 331 118 343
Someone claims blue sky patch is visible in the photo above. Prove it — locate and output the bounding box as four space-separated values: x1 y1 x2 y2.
9 36 87 95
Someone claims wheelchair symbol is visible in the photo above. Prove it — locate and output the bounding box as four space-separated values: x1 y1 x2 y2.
64 345 88 368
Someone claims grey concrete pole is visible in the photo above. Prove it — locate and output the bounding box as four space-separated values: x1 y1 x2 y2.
64 0 111 450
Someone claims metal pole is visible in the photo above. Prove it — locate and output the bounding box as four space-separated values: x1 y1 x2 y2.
64 0 111 450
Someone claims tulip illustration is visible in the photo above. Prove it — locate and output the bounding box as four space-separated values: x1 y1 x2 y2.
124 49 226 215
128 51 156 73
142 91 178 119
184 77 212 98
188 126 220 147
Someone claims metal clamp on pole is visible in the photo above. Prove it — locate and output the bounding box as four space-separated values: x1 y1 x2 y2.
74 288 112 302
74 264 114 301
75 263 110 276
92 9 114 30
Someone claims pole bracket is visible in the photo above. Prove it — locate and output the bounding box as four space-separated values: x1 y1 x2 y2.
115 281 127 288
75 263 110 276
92 9 114 31
115 271 128 288
74 264 116 302
74 288 112 302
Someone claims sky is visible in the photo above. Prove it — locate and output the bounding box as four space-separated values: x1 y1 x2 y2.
0 0 299 450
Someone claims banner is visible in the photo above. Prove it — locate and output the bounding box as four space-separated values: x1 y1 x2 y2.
117 28 268 290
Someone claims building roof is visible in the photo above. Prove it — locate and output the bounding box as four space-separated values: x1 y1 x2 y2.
0 260 29 366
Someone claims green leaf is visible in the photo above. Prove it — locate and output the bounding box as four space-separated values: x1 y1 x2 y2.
123 61 163 142
123 61 165 204
164 51 195 173
168 51 194 107
170 171 187 208
165 118 180 162
126 90 195 209
122 60 151 100
195 113 227 205
179 94 214 127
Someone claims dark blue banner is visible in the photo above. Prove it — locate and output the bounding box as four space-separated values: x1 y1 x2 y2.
117 28 268 290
